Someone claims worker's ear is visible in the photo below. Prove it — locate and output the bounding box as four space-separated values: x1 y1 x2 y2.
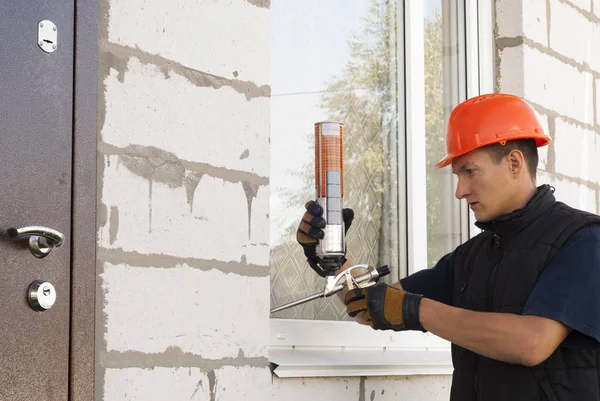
507 149 525 176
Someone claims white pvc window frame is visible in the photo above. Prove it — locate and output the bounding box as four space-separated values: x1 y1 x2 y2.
405 0 428 275
269 0 494 378
467 0 494 238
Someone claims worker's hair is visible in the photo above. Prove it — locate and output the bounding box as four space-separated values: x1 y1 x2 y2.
482 138 539 180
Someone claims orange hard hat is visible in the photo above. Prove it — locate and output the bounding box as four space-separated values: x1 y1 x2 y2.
435 93 552 168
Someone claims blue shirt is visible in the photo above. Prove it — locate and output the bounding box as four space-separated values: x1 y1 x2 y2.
400 225 600 348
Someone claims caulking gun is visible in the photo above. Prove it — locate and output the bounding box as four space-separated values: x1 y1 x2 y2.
270 263 390 313
270 122 390 314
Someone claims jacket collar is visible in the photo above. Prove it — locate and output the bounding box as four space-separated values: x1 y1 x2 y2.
475 184 556 237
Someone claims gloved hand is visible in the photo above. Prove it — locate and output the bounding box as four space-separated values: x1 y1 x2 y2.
344 284 424 331
296 200 354 277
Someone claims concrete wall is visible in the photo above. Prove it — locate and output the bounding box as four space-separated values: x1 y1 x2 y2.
496 0 600 211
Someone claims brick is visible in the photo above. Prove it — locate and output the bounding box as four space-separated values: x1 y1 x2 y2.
102 263 270 358
500 45 595 125
523 0 549 45
566 0 591 11
550 0 594 66
250 185 269 245
553 118 600 183
242 243 270 267
496 0 523 37
102 58 270 178
99 157 267 264
498 46 525 96
523 46 594 125
191 174 250 260
364 375 452 401
538 171 597 213
107 0 269 85
591 23 600 73
212 366 272 400
104 368 210 401
496 0 547 46
536 114 552 171
597 79 600 125
271 376 361 400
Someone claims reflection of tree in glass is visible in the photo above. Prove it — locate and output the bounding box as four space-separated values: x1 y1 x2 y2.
270 2 447 319
424 10 447 266
279 0 395 225
319 0 396 271
318 5 447 269
270 0 397 320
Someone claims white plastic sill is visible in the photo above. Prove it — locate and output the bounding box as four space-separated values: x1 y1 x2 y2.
269 319 452 378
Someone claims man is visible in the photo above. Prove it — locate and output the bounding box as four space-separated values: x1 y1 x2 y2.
297 93 600 400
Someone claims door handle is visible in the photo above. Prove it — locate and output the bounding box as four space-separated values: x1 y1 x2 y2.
7 226 65 258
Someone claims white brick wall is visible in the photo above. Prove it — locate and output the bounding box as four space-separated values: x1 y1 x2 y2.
102 262 269 358
364 376 452 401
104 368 210 401
596 79 600 125
107 0 269 85
550 0 594 66
521 46 593 125
524 0 549 46
271 377 361 400
269 376 452 401
104 366 276 401
495 0 600 217
553 118 600 183
213 367 273 400
566 0 591 12
591 24 600 74
104 372 450 401
102 57 270 177
496 0 548 46
98 155 269 265
538 171 598 213
495 0 600 214
98 1 273 399
536 114 551 171
250 185 270 246
498 44 594 124
498 46 524 95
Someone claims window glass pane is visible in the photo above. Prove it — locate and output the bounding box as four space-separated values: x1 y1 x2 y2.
270 0 469 319
270 0 399 320
424 0 464 268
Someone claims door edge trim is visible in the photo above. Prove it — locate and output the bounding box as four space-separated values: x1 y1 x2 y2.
70 1 99 400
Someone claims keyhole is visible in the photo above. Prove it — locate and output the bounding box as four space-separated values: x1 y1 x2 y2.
43 39 53 44
43 287 51 296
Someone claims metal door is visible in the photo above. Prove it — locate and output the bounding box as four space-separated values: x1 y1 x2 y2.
0 2 74 400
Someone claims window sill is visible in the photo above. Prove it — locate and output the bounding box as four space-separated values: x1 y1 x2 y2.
269 319 452 377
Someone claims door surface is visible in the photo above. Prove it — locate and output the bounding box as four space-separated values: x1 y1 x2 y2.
0 2 74 400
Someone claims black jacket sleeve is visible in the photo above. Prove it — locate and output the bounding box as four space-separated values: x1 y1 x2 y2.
399 252 454 305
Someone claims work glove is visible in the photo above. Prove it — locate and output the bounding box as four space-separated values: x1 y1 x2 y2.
344 284 424 331
296 200 354 277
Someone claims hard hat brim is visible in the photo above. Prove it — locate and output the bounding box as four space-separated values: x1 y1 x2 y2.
435 135 552 169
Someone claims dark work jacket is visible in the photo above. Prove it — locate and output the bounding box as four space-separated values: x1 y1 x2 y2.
450 185 600 401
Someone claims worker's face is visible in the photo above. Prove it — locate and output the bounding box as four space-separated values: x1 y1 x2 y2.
452 148 517 222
